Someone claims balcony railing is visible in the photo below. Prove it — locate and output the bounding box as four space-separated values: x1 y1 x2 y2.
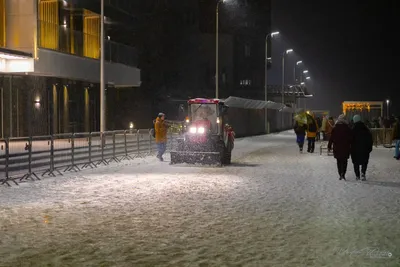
37 20 138 67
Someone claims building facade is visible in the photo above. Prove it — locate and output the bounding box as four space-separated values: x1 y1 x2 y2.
0 0 140 138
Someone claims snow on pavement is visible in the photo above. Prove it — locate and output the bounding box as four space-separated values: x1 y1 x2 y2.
0 131 399 267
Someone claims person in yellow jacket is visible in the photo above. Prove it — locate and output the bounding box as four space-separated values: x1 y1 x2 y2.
306 113 319 153
155 112 167 161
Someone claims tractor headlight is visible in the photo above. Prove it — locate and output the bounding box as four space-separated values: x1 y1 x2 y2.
197 127 205 134
189 127 197 134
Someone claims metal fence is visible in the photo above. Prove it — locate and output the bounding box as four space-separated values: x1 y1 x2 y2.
0 130 179 186
370 128 394 147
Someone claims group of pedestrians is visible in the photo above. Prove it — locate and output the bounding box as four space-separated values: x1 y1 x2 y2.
293 113 319 153
294 112 400 181
328 114 373 181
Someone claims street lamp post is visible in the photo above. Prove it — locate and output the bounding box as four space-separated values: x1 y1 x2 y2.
386 99 390 118
215 0 227 99
281 49 293 129
100 0 105 133
294 60 302 84
264 31 279 133
281 49 293 105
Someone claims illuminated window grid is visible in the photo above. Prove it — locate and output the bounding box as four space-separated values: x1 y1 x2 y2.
0 0 5 47
38 0 59 50
83 9 100 59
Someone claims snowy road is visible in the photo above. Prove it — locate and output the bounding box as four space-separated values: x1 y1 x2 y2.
0 131 399 267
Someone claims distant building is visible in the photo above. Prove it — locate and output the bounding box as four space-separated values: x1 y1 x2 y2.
0 0 140 137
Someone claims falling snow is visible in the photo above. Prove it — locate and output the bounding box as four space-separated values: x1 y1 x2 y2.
0 131 399 267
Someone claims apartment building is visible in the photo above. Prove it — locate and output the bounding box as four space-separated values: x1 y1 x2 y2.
0 0 140 137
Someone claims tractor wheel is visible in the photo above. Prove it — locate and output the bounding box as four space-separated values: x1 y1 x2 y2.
217 141 226 166
224 142 232 165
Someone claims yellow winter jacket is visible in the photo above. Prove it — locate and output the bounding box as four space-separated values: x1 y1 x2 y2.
155 117 167 143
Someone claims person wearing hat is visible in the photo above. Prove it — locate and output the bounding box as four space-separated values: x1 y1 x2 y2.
154 112 167 161
306 112 319 153
328 114 352 180
351 114 373 180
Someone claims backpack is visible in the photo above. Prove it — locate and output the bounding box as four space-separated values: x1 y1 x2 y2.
150 128 155 138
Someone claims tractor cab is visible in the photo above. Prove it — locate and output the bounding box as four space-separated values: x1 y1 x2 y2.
185 98 228 136
170 98 234 166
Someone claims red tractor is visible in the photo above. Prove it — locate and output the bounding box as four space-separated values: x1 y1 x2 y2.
170 98 235 166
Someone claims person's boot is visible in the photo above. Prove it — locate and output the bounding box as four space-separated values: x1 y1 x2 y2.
361 173 366 181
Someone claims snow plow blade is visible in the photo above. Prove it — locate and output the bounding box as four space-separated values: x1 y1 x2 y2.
170 151 222 166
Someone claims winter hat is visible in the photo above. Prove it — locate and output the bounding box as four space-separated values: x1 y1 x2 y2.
353 114 361 123
336 114 347 124
158 112 165 117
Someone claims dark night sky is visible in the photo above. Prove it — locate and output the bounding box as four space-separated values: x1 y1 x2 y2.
272 0 399 116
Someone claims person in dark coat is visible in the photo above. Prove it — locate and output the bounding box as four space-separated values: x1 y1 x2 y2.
328 114 353 180
294 121 306 152
316 117 322 141
351 115 373 181
392 116 400 160
306 114 319 153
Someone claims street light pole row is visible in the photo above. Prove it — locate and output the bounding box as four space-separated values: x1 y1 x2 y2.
264 31 279 133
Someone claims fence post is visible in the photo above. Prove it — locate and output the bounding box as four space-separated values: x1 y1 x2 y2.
82 132 96 169
137 129 142 157
88 133 92 165
121 130 132 160
50 135 54 173
65 133 79 172
125 130 128 157
23 136 39 181
5 138 9 181
0 138 16 186
108 131 119 163
149 129 152 154
97 132 109 166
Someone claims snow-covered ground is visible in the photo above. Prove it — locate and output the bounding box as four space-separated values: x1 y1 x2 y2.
0 131 399 267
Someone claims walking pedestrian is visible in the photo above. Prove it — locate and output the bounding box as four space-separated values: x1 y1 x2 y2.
392 116 400 160
294 121 306 153
154 112 167 161
321 115 327 141
306 113 318 153
325 117 334 141
315 117 322 141
328 114 352 180
351 115 373 180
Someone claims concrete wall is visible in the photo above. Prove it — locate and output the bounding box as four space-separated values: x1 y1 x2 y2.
35 48 141 87
5 0 37 54
227 108 293 138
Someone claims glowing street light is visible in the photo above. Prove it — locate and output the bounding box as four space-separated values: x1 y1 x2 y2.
281 48 293 127
386 99 390 117
296 60 303 65
300 82 305 85
271 31 280 37
264 30 280 133
306 76 311 80
303 70 308 73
